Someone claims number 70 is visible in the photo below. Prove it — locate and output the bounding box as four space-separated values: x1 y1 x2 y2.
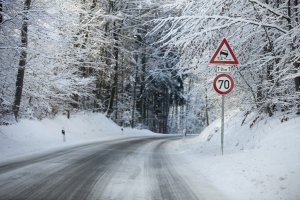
218 80 230 89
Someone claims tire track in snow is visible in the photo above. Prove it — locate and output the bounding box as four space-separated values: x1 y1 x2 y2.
0 137 156 200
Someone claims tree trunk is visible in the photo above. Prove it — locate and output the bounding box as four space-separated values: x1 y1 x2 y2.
0 0 3 24
295 62 300 114
294 1 300 92
140 49 146 124
107 22 119 117
295 63 300 92
205 86 209 126
287 0 293 30
13 0 31 121
289 0 300 113
131 34 143 128
295 0 299 23
131 58 138 128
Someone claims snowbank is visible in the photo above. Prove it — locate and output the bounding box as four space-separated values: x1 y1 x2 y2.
172 111 300 200
0 112 155 162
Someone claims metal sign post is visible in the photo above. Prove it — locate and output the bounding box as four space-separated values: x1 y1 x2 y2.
221 95 225 155
213 74 234 155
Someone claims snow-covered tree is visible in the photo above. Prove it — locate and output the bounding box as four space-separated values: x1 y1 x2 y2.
150 0 300 132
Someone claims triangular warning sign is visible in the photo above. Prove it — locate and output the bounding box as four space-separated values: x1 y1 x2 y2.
209 38 239 65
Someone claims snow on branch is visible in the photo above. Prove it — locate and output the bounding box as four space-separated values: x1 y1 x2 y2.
249 0 291 21
151 15 287 40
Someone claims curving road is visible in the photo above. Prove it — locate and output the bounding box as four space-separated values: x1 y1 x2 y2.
0 136 226 200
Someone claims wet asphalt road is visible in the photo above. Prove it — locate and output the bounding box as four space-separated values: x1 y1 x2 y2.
0 136 226 200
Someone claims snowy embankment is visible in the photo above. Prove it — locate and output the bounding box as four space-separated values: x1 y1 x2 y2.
0 112 155 162
173 111 300 200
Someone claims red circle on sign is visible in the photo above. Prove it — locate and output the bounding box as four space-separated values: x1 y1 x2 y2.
213 73 234 95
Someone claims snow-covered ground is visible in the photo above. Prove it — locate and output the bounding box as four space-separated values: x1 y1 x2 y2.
0 112 155 162
172 110 300 200
1 111 299 200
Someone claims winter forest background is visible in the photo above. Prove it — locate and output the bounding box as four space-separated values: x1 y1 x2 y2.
0 0 299 134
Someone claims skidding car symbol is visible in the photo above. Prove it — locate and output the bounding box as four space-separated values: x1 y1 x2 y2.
219 49 228 60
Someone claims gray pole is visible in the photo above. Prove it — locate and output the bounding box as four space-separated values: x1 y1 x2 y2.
221 95 225 155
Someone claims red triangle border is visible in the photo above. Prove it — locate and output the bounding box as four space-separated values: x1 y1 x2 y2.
209 38 239 65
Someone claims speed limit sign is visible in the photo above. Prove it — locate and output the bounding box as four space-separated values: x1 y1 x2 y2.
213 73 234 95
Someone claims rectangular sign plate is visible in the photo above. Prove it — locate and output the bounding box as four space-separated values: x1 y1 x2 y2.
216 66 234 73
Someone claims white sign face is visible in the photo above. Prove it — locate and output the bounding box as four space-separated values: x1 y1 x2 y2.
216 66 234 73
216 45 234 62
213 74 234 95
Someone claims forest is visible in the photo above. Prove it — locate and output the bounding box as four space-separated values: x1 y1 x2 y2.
0 0 299 134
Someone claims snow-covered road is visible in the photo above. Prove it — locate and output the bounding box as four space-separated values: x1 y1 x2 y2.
0 136 226 200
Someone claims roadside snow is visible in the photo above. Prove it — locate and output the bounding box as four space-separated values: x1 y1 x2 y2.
171 111 300 200
1 110 299 200
0 112 155 163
